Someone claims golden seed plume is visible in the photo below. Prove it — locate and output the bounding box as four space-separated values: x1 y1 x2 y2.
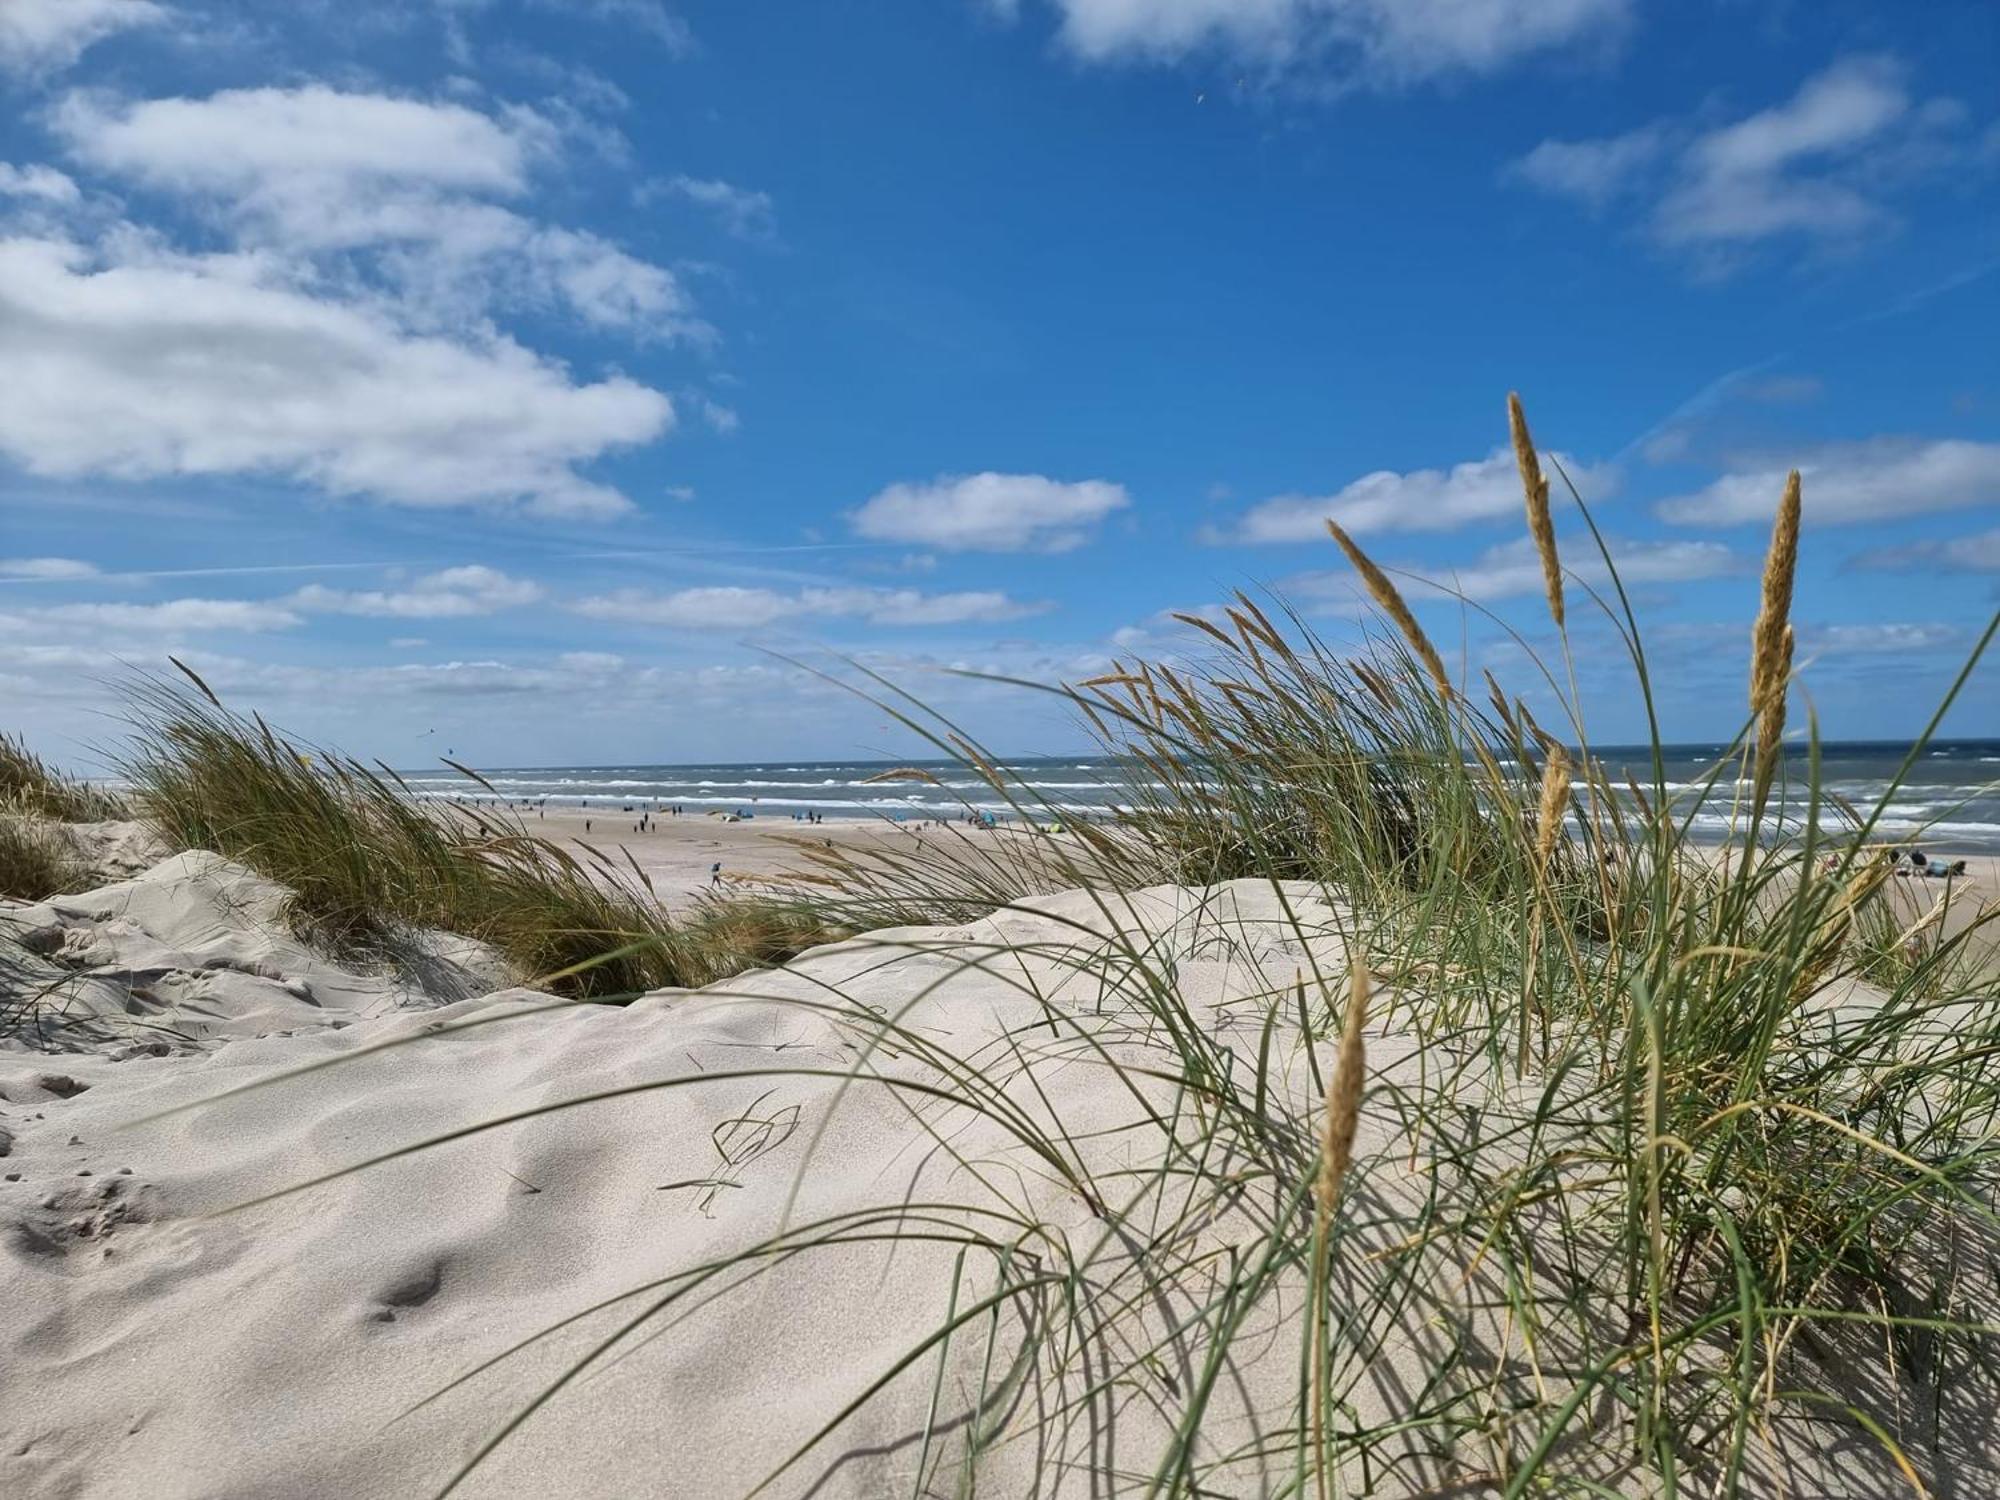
1315 962 1370 1214
1325 520 1452 702
1172 611 1237 649
1750 472 1802 786
1229 595 1286 652
1509 393 1564 630
1534 744 1572 871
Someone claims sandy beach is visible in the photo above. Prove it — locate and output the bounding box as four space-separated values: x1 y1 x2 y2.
525 806 1006 908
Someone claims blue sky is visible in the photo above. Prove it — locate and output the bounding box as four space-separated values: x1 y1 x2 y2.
1 0 1996 769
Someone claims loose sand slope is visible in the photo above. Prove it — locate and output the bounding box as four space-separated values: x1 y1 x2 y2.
1 853 1362 1498
3 851 1992 1497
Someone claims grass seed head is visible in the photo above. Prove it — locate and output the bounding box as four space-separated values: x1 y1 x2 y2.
1748 471 1801 794
1316 961 1370 1214
1325 521 1452 703
1535 744 1572 872
1509 393 1564 631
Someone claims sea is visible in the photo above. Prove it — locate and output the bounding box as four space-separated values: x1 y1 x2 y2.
403 740 2000 852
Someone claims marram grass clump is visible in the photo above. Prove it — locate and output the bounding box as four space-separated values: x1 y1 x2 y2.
0 813 86 901
0 732 126 822
109 668 840 999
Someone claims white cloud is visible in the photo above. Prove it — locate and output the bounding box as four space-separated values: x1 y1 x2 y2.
53 86 698 339
0 234 671 517
1213 445 1614 543
1657 439 2000 527
1509 57 1990 258
0 163 81 203
1033 0 1631 87
655 176 777 241
0 0 163 75
289 566 545 618
572 585 1048 630
1852 528 2000 574
1659 57 1911 247
1 598 301 633
849 473 1129 552
0 557 99 580
1289 535 1742 606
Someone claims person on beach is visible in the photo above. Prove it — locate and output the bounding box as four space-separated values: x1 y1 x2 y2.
710 861 722 887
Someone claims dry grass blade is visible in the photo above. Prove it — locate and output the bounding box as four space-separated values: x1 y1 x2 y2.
858 767 944 785
1324 520 1452 702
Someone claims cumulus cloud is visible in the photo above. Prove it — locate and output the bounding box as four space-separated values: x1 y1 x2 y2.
0 557 99 580
1657 438 2000 527
1288 535 1742 606
57 86 548 196
53 86 698 338
289 566 545 619
849 473 1129 553
1028 0 1631 88
572 585 1048 630
0 0 163 76
1507 56 1991 260
0 83 698 518
0 235 670 517
1212 446 1614 543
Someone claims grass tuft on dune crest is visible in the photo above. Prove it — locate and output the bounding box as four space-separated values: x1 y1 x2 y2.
0 814 86 901
108 668 841 999
0 731 127 822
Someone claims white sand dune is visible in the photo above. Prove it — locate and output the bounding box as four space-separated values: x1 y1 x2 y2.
3 851 1991 1497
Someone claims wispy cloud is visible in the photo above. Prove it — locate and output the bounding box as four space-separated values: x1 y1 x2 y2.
0 557 99 581
1021 0 1633 90
0 597 302 634
1850 528 2000 575
289 566 545 619
1508 56 1993 267
572 584 1049 629
650 175 777 242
